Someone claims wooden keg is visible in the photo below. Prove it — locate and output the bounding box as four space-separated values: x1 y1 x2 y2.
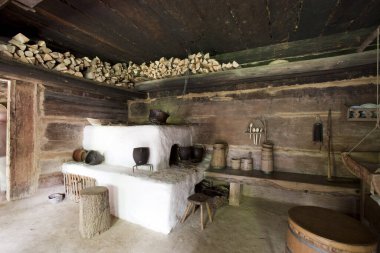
286 206 378 253
240 158 253 171
261 142 273 174
210 143 227 169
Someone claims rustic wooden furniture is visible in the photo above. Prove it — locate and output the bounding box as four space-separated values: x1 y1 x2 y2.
79 186 111 238
63 173 96 202
181 193 213 230
286 206 378 253
205 168 360 206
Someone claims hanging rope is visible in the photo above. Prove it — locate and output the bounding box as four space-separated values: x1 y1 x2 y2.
348 27 380 154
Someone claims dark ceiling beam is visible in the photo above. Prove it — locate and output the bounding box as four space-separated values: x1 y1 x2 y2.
0 0 9 8
35 8 129 56
0 55 147 100
214 27 376 66
357 25 380 53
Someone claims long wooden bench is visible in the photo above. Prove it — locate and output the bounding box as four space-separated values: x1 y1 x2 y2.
205 168 360 206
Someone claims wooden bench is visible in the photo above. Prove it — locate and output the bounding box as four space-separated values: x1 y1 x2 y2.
205 168 360 206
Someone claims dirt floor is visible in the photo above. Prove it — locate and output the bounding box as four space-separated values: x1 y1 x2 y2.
0 186 295 253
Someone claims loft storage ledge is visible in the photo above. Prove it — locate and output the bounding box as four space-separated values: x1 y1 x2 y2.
0 55 147 99
134 50 377 94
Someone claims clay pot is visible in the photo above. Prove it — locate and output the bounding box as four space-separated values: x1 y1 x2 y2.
73 148 87 162
191 144 205 162
149 109 170 125
179 146 192 160
84 150 104 165
133 147 150 165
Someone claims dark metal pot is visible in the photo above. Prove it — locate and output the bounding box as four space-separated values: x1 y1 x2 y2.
149 109 169 125
179 146 192 160
191 144 205 162
84 150 104 165
133 147 150 165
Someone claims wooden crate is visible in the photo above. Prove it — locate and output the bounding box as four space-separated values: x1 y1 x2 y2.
63 173 96 202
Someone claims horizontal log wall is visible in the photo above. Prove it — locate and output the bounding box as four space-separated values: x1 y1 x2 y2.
37 83 128 187
129 76 379 178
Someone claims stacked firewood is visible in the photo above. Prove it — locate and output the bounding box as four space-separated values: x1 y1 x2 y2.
130 53 239 81
0 33 240 88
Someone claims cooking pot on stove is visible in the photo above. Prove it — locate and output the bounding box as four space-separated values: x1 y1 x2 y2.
149 109 169 125
179 146 192 160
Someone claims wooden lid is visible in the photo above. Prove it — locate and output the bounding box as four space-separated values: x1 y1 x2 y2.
80 186 108 195
288 206 377 245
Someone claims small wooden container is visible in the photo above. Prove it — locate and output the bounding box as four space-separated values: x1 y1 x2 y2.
240 158 253 171
286 206 378 253
231 158 241 170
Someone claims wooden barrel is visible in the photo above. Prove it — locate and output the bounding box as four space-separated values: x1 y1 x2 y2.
261 143 273 174
240 158 253 171
286 206 378 253
210 143 227 169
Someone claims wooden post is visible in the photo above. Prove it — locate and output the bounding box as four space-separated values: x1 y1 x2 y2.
79 186 111 238
229 182 241 206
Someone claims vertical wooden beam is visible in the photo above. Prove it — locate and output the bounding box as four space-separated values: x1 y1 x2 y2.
229 182 241 206
6 80 38 200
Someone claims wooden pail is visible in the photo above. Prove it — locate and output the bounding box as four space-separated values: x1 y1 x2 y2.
286 206 378 253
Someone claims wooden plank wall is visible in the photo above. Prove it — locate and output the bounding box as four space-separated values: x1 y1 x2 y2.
7 80 38 200
37 83 128 187
129 76 379 178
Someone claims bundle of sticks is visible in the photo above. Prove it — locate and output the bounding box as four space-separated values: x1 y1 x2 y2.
0 33 240 88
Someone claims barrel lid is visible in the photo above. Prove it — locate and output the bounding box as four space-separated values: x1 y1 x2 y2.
288 206 377 245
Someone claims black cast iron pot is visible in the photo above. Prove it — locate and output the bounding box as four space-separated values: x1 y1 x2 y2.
191 144 205 162
84 150 104 165
149 109 170 125
179 146 192 160
133 147 150 165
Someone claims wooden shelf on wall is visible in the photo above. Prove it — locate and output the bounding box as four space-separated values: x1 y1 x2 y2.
205 168 360 196
0 55 147 100
134 50 377 96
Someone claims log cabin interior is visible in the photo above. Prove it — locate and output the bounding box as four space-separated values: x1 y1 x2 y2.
0 0 380 252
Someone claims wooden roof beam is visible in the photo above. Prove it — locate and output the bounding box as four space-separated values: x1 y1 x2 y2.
357 25 380 53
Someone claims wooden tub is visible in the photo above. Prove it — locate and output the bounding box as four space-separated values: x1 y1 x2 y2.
286 206 378 253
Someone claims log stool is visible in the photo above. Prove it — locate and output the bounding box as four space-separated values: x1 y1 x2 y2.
181 193 213 230
286 206 378 253
79 186 111 238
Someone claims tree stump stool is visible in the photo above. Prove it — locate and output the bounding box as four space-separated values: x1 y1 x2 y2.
79 186 111 238
181 193 213 230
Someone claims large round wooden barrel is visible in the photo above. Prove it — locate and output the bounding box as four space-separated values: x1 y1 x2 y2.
286 206 378 253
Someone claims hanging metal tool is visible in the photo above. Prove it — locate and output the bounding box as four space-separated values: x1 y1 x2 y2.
313 115 323 150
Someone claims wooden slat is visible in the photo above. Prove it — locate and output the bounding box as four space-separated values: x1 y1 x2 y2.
205 168 359 196
0 55 147 100
7 80 38 200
